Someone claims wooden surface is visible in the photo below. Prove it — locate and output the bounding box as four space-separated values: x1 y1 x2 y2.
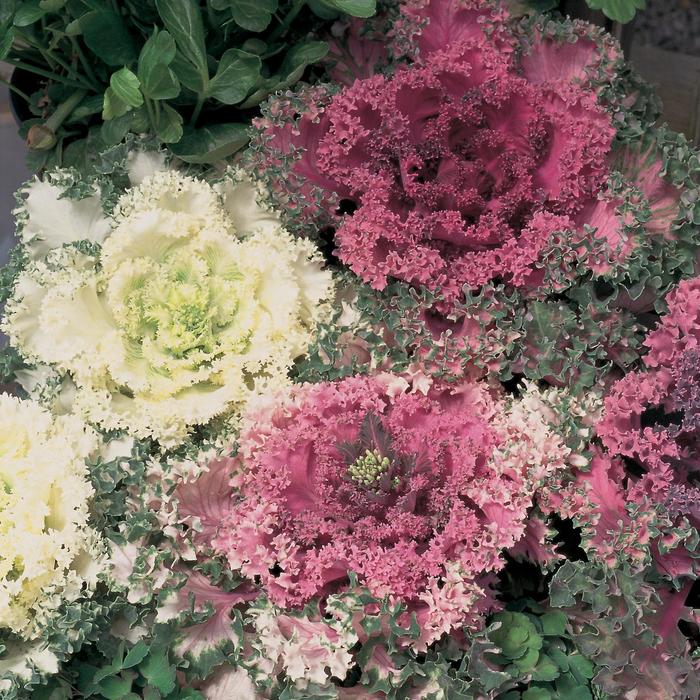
628 44 700 143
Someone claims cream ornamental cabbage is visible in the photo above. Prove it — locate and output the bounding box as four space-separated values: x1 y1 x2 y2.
0 394 101 639
4 169 334 445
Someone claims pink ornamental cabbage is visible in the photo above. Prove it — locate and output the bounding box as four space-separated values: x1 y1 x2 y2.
550 279 700 577
255 0 621 304
210 374 570 640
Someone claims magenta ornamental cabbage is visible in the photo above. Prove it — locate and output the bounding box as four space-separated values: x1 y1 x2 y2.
205 374 571 646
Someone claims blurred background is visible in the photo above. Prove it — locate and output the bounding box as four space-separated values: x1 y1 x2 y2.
2 0 700 267
0 62 28 265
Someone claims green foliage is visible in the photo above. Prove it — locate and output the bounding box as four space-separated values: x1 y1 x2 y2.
586 0 645 23
548 561 700 700
467 603 596 700
521 0 645 22
4 0 376 171
34 637 204 700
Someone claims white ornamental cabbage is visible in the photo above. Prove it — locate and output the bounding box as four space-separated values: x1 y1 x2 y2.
0 394 101 640
5 170 334 445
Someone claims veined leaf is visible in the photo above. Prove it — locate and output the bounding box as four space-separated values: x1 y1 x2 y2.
170 123 250 164
207 48 261 104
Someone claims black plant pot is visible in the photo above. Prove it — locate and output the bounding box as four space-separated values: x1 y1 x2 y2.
8 67 39 127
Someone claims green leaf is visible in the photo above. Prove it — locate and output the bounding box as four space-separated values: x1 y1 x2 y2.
0 26 13 60
109 68 143 108
171 52 206 93
280 40 329 76
80 9 137 66
540 611 568 637
103 67 143 119
138 648 176 695
513 644 540 673
238 39 327 108
103 88 129 120
138 27 180 100
207 48 261 104
155 0 208 85
307 0 341 19
155 102 183 143
39 0 66 11
13 1 46 26
101 110 133 143
98 674 134 700
1 1 17 24
567 653 596 682
228 0 277 32
586 0 645 23
68 94 105 122
139 28 177 67
531 653 560 682
122 641 149 669
170 123 249 163
522 688 553 700
140 61 180 100
316 0 376 18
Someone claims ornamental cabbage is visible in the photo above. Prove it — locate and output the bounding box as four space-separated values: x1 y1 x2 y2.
0 393 100 647
208 374 574 647
4 169 334 445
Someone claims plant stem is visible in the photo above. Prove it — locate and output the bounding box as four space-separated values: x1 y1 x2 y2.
190 95 205 127
69 37 102 92
5 58 92 91
27 88 88 150
268 0 306 42
145 97 158 131
45 88 88 131
15 29 84 84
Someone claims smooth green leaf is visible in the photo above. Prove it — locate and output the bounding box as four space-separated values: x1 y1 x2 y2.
39 0 66 11
101 110 133 143
531 653 561 682
138 28 177 70
81 9 137 65
98 674 134 700
170 123 249 163
109 67 143 107
586 0 645 22
142 687 161 700
228 0 277 32
155 0 208 81
13 1 46 26
138 648 176 695
540 611 568 637
64 17 81 35
141 62 180 100
239 39 327 108
0 1 17 24
122 640 149 669
317 0 376 18
155 102 183 143
307 0 341 19
513 644 540 673
568 653 596 682
280 40 329 75
103 87 129 120
171 51 207 93
0 27 13 60
522 687 553 700
207 48 261 104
